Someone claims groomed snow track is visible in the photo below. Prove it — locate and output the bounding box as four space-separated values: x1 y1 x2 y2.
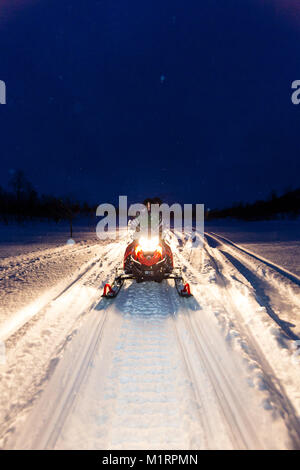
9 282 264 450
1 232 300 449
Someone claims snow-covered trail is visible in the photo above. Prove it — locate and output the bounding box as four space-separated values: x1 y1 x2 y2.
1 231 300 449
176 230 300 445
9 281 282 450
0 239 127 446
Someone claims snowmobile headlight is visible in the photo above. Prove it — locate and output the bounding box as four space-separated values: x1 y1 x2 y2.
135 245 142 255
156 245 163 256
139 236 159 252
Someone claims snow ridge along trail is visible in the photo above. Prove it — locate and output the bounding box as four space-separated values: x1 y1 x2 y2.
0 241 113 341
0 240 126 447
2 230 300 449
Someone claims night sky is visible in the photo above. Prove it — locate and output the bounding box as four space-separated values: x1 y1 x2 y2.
0 0 299 208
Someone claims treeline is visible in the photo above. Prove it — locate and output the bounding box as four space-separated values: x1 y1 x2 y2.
208 188 300 221
1 171 299 224
0 170 96 223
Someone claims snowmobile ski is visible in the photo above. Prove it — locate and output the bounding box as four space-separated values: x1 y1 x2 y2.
102 263 192 299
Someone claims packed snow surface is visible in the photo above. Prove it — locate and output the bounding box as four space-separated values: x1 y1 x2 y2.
0 220 299 449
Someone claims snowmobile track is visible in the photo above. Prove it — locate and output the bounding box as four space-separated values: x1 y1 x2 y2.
168 290 262 449
206 232 300 286
176 242 300 449
11 297 112 449
37 305 110 449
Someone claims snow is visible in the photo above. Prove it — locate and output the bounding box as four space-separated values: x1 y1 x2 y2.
0 219 103 335
0 220 300 449
206 218 300 277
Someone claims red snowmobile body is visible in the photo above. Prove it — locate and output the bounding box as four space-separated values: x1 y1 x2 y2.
123 239 173 282
102 237 192 298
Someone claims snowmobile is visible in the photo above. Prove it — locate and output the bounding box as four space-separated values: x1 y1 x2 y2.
102 236 192 299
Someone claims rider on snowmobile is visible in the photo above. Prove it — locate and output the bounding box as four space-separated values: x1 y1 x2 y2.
143 197 163 239
128 197 164 241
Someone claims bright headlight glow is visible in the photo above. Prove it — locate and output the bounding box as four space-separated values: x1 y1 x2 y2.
139 236 160 252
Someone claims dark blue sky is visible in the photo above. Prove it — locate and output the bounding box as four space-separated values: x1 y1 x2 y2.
0 0 299 208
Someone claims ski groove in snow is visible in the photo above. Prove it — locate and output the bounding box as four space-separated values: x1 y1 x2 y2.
208 233 300 286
